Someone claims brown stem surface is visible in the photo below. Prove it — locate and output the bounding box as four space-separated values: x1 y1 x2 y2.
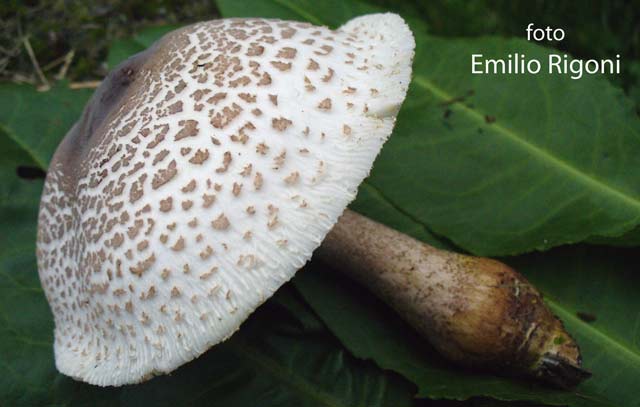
317 209 590 388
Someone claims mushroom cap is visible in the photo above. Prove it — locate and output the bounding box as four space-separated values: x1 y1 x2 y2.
37 14 414 386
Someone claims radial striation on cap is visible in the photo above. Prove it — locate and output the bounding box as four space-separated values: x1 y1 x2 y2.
36 13 415 386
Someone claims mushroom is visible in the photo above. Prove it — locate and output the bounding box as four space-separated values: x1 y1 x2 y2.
36 14 586 388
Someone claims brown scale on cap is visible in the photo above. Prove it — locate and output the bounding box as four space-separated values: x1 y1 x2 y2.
37 14 415 386
317 98 332 111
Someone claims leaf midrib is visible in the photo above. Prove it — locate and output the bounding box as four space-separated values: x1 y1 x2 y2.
412 75 640 213
546 299 640 366
0 123 47 170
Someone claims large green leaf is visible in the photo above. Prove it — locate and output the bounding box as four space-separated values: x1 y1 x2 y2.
218 0 640 257
379 36 640 256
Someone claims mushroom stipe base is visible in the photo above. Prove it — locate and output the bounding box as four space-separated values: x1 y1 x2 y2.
319 210 590 388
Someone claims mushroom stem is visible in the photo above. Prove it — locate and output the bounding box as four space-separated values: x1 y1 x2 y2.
316 209 591 388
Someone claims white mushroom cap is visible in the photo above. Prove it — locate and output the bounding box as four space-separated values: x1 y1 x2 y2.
36 14 414 386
